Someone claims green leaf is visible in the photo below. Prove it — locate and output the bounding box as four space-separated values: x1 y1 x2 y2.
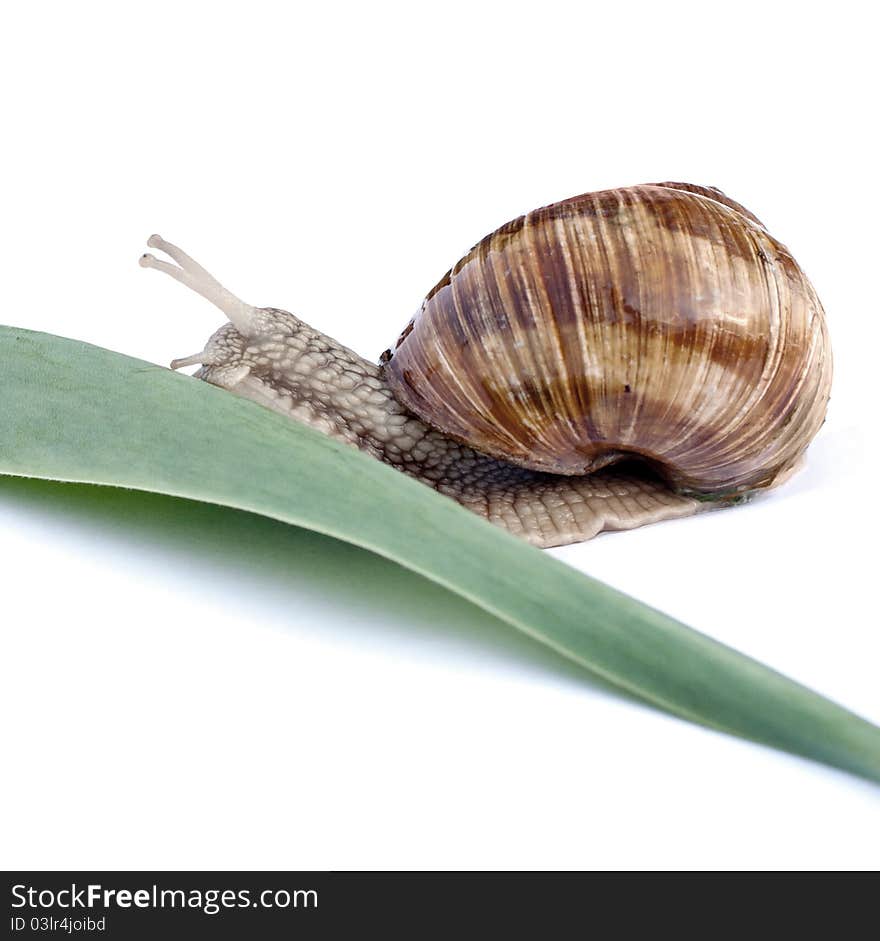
2 325 878 783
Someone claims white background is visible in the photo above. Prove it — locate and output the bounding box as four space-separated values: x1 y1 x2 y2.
1 1 878 870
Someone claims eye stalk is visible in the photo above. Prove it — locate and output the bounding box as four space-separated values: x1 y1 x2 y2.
139 234 261 338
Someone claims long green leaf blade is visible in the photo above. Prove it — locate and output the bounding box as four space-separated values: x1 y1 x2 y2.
2 325 878 783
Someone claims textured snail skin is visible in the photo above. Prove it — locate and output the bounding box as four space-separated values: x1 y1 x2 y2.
385 183 832 498
142 183 831 549
191 314 700 548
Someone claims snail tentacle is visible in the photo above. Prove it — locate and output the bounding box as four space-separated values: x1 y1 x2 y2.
170 351 208 370
140 235 261 337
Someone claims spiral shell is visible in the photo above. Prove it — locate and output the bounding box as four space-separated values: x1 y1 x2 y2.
382 183 831 497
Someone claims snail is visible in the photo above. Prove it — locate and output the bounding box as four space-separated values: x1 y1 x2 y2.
140 182 831 549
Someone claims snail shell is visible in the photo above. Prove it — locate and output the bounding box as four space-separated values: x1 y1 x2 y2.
383 182 832 498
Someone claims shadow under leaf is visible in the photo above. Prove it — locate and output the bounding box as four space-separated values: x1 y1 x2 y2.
0 475 646 704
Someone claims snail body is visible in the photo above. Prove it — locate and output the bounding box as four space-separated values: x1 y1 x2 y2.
140 182 831 548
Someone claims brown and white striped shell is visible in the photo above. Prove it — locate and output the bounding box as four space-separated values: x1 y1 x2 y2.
382 182 832 498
